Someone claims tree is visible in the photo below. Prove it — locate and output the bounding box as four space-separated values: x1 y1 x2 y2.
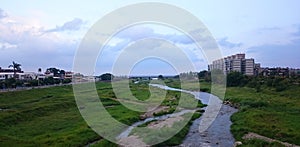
46 68 65 78
5 78 16 88
99 73 114 81
46 68 60 77
211 69 225 84
43 77 60 85
198 70 208 79
37 68 42 86
158 75 164 80
227 71 246 87
8 61 21 79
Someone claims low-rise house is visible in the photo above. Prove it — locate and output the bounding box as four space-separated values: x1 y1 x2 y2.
0 72 15 80
0 67 24 80
64 72 74 79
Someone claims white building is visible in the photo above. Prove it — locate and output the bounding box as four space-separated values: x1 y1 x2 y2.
0 72 46 80
243 59 255 76
0 72 15 80
209 53 256 76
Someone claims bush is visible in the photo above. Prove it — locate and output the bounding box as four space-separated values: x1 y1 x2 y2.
200 87 210 92
274 79 289 92
29 79 38 86
275 85 287 92
240 100 268 108
242 139 285 147
96 139 117 147
63 78 72 84
227 72 247 87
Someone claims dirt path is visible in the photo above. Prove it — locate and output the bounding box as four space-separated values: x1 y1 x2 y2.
118 135 149 147
139 106 169 119
0 83 72 93
148 115 184 129
243 132 300 147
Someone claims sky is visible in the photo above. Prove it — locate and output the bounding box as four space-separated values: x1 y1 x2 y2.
0 0 300 76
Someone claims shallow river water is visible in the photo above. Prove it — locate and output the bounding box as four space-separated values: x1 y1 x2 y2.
117 84 238 146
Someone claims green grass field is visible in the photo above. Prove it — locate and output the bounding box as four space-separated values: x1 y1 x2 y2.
0 85 99 146
0 80 202 146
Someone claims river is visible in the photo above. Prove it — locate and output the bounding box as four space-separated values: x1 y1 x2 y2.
149 84 238 147
86 84 238 146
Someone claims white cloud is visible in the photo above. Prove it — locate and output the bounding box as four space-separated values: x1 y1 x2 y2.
45 18 84 33
0 11 80 71
218 37 242 49
0 8 8 19
95 25 210 73
0 42 17 50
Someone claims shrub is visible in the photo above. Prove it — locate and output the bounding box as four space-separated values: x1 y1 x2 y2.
240 100 268 108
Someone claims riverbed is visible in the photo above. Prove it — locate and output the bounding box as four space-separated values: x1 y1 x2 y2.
180 104 238 147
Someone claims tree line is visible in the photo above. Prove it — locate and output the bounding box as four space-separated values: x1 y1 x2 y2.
197 69 300 92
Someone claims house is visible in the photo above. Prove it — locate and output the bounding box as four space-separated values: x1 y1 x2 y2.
0 72 15 80
64 72 74 79
0 67 24 80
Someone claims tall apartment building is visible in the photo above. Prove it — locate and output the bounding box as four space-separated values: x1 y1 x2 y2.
208 53 256 76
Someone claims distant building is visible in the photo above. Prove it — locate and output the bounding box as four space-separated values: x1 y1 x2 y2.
289 68 300 77
209 53 256 76
0 67 24 80
0 72 15 80
0 67 51 80
243 59 255 76
64 72 74 79
260 67 290 77
254 63 261 76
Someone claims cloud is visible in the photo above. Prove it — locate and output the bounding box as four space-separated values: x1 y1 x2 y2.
113 26 197 45
0 42 17 50
94 25 212 74
247 39 300 68
291 25 300 38
116 26 155 41
256 27 281 34
166 34 194 44
218 37 242 48
242 25 300 67
45 18 84 32
0 13 79 71
0 8 7 19
235 26 299 50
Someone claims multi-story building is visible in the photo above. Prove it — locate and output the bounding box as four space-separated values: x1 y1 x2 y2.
243 59 255 76
208 53 256 76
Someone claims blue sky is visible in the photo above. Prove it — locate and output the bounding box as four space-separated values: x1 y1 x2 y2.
0 0 300 75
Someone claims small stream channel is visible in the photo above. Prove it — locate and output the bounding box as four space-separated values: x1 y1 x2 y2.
86 84 238 146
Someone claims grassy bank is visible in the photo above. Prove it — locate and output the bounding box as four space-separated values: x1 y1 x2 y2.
161 78 300 146
226 85 300 146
